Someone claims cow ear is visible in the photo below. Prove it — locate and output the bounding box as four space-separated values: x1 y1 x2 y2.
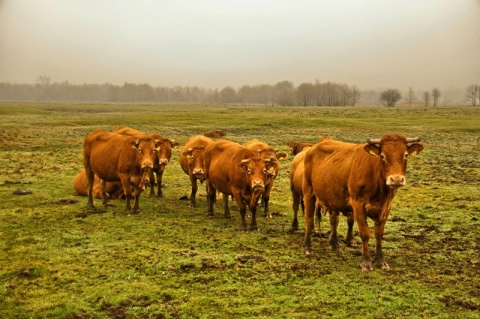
276 152 288 160
236 159 250 172
408 143 424 156
131 139 140 150
364 144 380 156
172 141 180 149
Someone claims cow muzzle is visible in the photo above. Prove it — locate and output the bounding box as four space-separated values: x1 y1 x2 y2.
386 175 406 188
142 161 153 169
159 159 169 166
193 168 205 180
251 180 265 191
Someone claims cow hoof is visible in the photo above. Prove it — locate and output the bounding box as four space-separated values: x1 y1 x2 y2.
304 248 312 255
377 261 390 270
360 261 373 271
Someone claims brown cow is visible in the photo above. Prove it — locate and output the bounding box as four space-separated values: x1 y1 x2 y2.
287 141 314 156
290 147 356 245
73 169 125 199
113 127 180 197
303 134 424 271
204 139 275 231
204 130 226 138
244 139 288 218
83 129 158 214
179 135 213 207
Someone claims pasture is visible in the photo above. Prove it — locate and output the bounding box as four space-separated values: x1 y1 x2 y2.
0 102 479 318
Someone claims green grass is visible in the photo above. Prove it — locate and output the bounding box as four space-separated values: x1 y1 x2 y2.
0 102 479 318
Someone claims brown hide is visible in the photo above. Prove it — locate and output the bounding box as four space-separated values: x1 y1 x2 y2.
244 139 288 218
204 139 273 230
287 141 314 155
203 130 226 138
83 129 157 214
73 169 124 199
303 135 424 271
113 126 180 197
179 135 213 207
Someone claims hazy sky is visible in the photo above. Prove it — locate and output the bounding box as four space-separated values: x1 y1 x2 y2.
1 0 479 91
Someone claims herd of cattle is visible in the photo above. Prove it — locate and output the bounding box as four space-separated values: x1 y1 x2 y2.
75 127 424 271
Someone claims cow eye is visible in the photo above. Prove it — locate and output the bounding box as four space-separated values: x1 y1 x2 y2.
246 169 252 174
380 154 386 161
404 152 409 159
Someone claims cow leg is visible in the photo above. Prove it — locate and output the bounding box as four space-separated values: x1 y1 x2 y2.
132 186 142 214
99 179 109 207
233 195 248 231
222 193 231 218
189 176 198 208
262 183 272 218
156 167 166 197
374 220 389 269
206 182 216 216
149 170 156 197
291 191 301 231
345 213 357 247
120 174 134 215
351 199 372 271
314 203 323 235
329 211 341 252
85 167 95 208
303 193 316 255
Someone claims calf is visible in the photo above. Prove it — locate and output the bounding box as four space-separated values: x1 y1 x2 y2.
204 140 274 231
179 135 213 207
73 169 125 199
83 129 158 214
287 141 314 155
204 130 226 138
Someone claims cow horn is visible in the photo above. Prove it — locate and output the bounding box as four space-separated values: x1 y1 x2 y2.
241 159 251 163
367 138 381 144
406 137 421 143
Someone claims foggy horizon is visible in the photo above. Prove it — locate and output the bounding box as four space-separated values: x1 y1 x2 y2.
1 1 479 92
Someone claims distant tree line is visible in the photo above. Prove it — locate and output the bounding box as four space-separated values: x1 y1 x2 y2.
0 76 478 106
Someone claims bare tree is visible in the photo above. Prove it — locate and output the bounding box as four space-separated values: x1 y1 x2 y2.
466 84 479 106
351 85 361 106
379 89 401 107
297 82 314 106
423 91 430 107
339 84 352 106
406 87 416 106
220 86 236 104
274 81 295 106
432 88 441 107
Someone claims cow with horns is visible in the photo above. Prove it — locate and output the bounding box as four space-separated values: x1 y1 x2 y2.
302 135 424 271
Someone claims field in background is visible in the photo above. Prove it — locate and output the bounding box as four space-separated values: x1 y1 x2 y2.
0 102 479 318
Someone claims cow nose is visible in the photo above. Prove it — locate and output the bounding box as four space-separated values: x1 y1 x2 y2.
387 175 405 187
193 168 204 175
252 180 264 190
159 159 169 165
143 161 153 168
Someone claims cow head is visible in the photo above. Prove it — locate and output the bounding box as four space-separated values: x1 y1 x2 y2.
130 137 157 169
156 138 180 166
182 146 207 182
254 148 288 178
364 135 424 188
237 158 274 192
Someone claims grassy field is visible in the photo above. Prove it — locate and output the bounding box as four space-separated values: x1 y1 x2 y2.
0 102 479 318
